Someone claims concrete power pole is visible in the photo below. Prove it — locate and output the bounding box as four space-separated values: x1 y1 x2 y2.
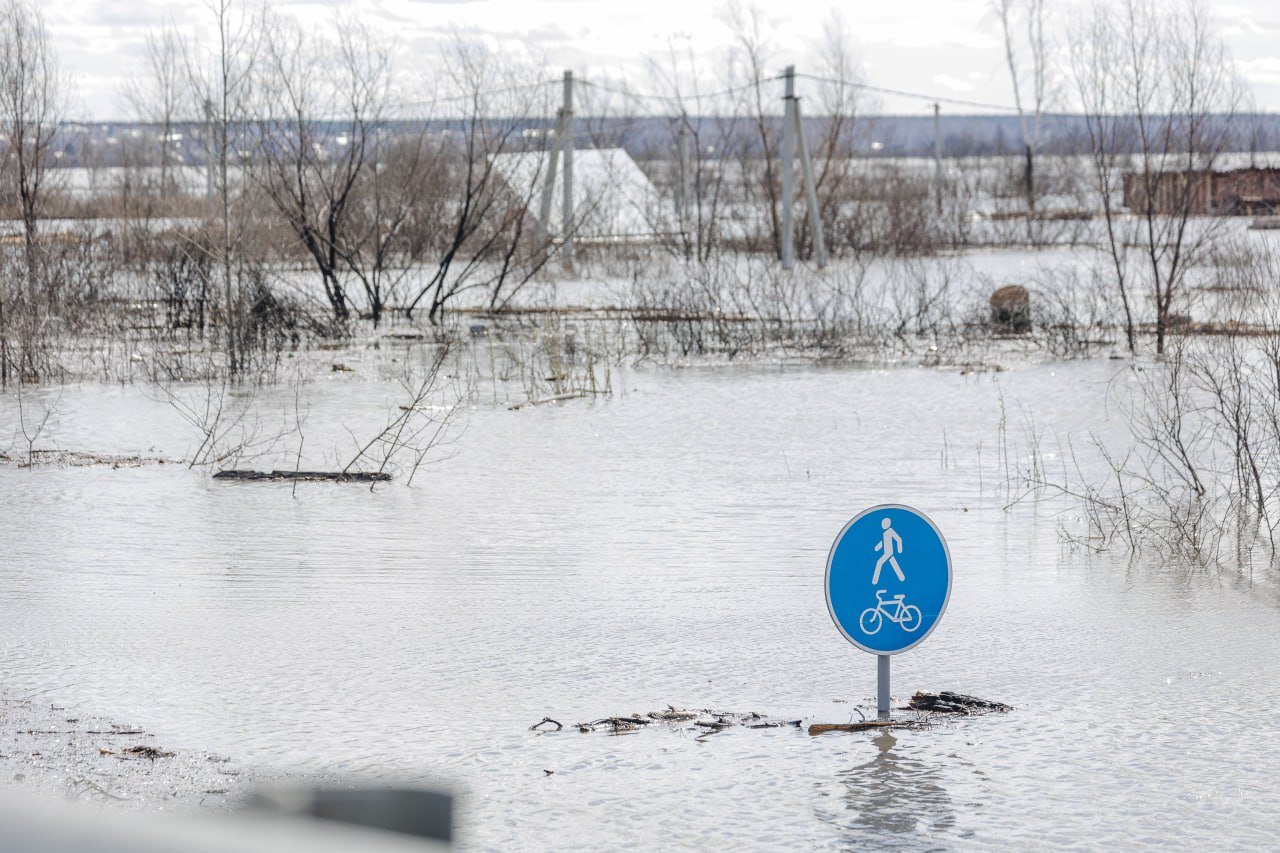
933 102 944 215
561 70 575 268
779 66 827 270
792 94 827 268
537 107 564 248
677 115 693 258
780 66 796 269
536 69 576 265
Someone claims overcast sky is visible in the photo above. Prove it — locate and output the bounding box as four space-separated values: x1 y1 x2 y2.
45 1 1280 121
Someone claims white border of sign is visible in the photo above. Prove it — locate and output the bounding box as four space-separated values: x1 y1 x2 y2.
824 503 953 656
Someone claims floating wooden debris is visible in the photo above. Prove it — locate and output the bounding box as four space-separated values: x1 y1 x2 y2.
213 470 391 482
907 691 1013 715
0 450 171 468
122 745 175 759
564 706 800 735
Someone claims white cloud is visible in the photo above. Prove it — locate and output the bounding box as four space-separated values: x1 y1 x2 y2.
36 0 1280 118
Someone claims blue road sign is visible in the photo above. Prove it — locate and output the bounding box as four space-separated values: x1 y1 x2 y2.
825 504 952 655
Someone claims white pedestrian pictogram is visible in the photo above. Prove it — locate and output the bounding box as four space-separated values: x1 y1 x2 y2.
872 517 905 584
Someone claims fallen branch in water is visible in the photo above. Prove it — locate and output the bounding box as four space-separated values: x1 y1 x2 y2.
808 720 930 736
530 717 563 731
213 470 392 482
507 392 589 411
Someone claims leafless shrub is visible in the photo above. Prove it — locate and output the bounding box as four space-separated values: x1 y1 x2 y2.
1010 310 1280 568
341 344 462 488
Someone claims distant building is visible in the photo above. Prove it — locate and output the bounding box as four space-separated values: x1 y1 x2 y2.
1122 166 1280 216
490 148 672 242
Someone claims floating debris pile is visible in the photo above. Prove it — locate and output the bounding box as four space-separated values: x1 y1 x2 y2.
531 706 802 735
907 691 1014 714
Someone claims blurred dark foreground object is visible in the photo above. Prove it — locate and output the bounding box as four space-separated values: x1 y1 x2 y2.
0 787 451 852
245 787 452 842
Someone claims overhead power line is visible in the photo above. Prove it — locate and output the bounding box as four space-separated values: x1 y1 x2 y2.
794 72 1022 114
577 76 786 108
371 70 1040 119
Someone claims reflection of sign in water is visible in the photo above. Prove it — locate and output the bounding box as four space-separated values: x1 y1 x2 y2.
825 505 951 655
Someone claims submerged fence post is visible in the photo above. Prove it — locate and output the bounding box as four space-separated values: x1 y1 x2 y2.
562 69 575 269
780 65 796 270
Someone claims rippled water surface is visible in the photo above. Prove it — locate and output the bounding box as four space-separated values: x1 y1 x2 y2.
3 359 1280 849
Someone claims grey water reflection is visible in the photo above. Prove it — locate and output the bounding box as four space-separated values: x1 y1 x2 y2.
824 731 963 847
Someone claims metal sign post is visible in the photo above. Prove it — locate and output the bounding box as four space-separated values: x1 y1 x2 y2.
825 504 953 721
877 655 890 721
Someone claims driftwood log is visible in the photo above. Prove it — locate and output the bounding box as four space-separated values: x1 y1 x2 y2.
213 470 392 482
808 720 929 735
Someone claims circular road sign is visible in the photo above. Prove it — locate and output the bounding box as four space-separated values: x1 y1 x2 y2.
825 504 952 655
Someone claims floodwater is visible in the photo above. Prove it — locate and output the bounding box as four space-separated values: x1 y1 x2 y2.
2 357 1280 849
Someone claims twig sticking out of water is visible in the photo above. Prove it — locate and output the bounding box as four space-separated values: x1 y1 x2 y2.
530 717 563 731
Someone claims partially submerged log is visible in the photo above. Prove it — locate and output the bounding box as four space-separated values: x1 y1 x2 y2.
213 470 391 482
808 720 929 735
908 691 1012 714
507 392 589 411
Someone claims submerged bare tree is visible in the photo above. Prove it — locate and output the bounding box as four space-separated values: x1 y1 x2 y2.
804 12 869 259
722 1 782 258
126 24 184 198
182 0 265 374
402 38 551 324
642 36 746 261
0 0 60 384
253 13 402 324
1071 0 1242 354
995 0 1053 225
